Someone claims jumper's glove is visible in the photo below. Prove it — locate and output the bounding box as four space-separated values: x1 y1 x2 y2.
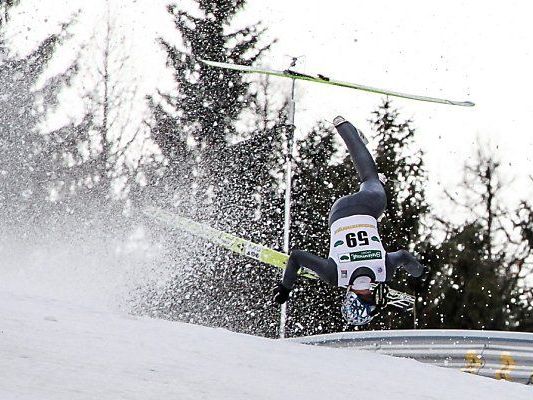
272 283 291 305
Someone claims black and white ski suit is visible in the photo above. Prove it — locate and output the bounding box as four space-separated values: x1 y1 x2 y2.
281 117 424 290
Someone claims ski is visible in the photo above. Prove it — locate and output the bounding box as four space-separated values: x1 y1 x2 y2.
200 59 474 107
144 206 415 311
144 206 303 274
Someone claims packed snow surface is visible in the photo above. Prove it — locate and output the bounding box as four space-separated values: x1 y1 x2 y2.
1 288 531 400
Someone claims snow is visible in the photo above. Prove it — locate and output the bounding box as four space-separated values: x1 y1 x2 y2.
1 287 531 400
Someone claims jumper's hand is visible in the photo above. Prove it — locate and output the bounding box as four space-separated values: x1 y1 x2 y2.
272 283 291 305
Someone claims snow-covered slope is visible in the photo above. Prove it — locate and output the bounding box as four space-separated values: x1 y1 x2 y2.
1 288 530 400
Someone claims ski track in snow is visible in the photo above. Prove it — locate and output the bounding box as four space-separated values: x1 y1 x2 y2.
0 288 531 400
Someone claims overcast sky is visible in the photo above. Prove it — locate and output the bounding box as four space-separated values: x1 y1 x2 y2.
7 0 533 212
239 0 533 209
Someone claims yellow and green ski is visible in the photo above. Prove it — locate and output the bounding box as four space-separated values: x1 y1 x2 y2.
144 206 308 275
144 206 415 310
200 59 474 108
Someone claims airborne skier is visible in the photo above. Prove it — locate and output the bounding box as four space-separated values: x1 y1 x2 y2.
272 116 426 326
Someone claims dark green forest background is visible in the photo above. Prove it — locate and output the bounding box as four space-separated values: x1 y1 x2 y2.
1 0 532 337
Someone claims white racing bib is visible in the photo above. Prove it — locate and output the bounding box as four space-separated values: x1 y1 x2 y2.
328 215 387 287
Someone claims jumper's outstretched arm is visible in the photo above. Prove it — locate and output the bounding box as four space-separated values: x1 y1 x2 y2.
386 250 425 278
281 250 337 289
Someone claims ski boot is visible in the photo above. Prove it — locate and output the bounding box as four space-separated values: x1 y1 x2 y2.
333 115 369 144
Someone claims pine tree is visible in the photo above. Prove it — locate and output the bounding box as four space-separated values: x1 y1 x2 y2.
140 75 288 337
141 1 274 334
372 100 428 251
512 201 533 330
420 146 533 329
175 77 288 336
149 0 270 208
370 100 430 329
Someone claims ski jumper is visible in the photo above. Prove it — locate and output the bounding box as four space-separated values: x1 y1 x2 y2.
281 118 424 290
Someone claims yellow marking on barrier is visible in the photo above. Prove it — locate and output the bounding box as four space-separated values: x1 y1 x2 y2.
495 352 516 381
461 350 484 374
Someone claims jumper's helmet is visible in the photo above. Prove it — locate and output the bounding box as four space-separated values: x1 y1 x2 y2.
341 291 377 326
